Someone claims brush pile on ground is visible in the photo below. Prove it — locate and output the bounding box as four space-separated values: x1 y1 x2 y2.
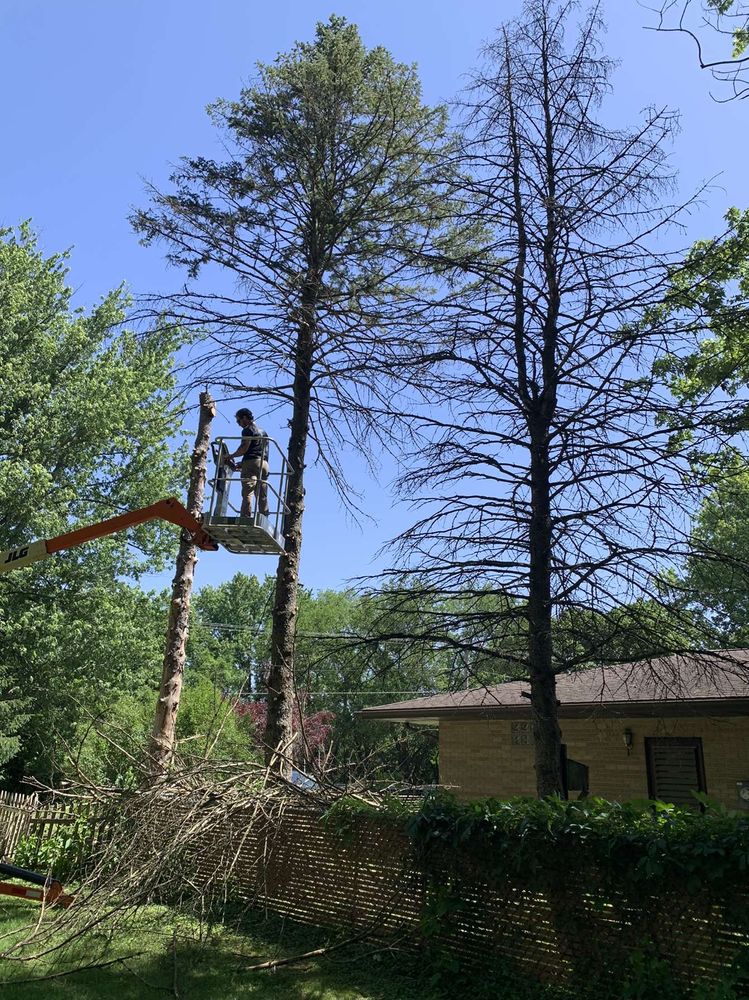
0 751 383 972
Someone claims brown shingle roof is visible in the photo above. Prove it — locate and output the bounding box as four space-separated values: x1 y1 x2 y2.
358 649 749 722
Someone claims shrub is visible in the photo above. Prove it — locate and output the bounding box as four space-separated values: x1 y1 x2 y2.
14 811 96 882
323 793 749 997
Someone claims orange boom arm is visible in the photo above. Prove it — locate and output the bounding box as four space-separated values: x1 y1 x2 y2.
0 497 217 575
0 862 74 908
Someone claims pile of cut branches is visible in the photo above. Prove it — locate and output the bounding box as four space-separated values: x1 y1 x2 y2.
0 746 385 975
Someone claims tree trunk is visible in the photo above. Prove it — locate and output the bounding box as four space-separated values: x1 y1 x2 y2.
148 390 216 777
265 287 316 775
528 428 563 798
505 42 562 798
529 32 563 799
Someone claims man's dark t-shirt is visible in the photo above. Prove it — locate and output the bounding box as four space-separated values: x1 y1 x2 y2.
242 422 266 462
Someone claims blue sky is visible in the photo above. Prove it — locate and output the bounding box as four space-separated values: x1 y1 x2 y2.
2 0 745 594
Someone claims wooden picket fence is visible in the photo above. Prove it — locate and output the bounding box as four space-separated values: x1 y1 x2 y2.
0 789 39 859
0 789 83 863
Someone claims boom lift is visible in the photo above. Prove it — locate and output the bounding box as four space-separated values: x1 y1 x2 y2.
0 435 291 575
0 497 217 576
0 437 291 904
0 861 74 908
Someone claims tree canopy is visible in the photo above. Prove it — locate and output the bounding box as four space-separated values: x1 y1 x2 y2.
0 225 187 784
133 14 471 773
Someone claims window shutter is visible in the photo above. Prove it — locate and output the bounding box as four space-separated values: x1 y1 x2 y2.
645 737 706 808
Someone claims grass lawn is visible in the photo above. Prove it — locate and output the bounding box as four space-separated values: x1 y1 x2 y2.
0 897 565 1000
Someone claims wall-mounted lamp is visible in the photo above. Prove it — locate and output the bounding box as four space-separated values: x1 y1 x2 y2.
623 728 634 756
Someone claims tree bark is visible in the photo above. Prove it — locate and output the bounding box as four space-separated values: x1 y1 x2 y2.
148 390 216 777
528 428 563 797
504 33 563 799
265 285 316 775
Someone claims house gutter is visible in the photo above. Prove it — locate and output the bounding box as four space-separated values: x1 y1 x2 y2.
357 697 749 724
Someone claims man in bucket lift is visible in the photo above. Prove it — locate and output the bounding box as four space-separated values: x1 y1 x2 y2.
228 408 270 518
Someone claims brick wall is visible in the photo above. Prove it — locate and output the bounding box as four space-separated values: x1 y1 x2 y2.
439 714 749 807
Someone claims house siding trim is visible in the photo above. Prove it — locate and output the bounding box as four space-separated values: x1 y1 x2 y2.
362 698 749 724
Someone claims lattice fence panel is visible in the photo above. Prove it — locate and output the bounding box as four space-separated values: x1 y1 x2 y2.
186 803 749 989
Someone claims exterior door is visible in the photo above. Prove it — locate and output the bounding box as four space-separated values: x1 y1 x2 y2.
645 737 707 808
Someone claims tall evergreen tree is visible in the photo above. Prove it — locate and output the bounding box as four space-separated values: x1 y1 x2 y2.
133 17 467 774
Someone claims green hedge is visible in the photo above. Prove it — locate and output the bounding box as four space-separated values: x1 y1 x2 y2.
326 792 749 891
323 794 749 998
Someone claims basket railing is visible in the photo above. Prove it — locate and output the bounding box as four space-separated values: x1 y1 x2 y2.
207 437 290 542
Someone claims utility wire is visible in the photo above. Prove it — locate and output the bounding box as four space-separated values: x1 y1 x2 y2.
201 622 424 641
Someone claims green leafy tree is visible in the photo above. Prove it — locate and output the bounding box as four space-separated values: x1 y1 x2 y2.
174 675 255 763
189 573 275 692
73 675 258 787
0 224 187 786
133 16 469 773
0 664 27 770
1 581 170 786
187 576 525 783
72 688 155 788
654 210 749 641
554 600 703 666
679 456 749 644
0 224 186 561
294 586 523 783
656 208 749 432
188 578 447 782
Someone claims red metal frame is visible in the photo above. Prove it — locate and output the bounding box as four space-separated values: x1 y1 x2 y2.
0 880 74 908
0 862 74 908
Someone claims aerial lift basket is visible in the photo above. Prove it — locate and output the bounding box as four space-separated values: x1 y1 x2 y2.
203 437 290 556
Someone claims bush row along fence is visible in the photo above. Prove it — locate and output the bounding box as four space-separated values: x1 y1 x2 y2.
2 791 748 993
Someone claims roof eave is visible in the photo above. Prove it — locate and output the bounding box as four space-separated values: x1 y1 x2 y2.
358 697 749 724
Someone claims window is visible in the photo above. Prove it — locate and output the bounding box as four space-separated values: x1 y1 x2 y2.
511 721 532 746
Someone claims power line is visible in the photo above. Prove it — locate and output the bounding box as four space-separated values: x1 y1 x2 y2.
306 691 436 696
202 623 344 635
200 622 429 641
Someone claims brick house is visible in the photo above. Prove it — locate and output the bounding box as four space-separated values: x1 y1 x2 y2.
359 650 749 809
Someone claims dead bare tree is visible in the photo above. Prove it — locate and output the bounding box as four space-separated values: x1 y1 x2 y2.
382 0 732 796
132 17 466 776
149 390 215 775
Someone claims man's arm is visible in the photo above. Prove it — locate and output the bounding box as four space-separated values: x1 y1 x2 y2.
227 433 252 469
228 440 249 461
